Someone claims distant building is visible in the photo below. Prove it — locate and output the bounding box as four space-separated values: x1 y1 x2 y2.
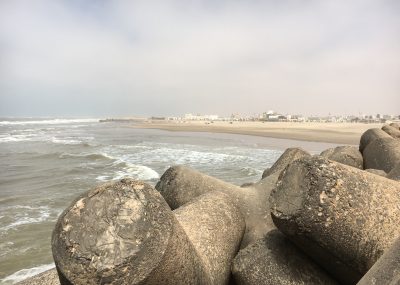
261 110 287 121
184 113 219 121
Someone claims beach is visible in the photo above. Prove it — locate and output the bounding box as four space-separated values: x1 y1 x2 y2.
133 121 382 145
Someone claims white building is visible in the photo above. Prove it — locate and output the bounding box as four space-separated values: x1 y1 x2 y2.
184 114 219 121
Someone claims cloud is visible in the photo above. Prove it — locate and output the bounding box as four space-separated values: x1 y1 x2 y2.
0 0 399 116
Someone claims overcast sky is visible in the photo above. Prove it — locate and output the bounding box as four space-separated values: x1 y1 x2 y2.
0 0 399 117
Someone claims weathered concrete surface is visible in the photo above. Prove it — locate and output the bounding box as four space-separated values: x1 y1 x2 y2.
52 179 211 285
156 166 276 248
262 148 310 178
390 122 400 129
232 230 338 285
365 168 387 177
16 268 60 285
320 146 363 169
387 162 400 181
363 137 400 172
174 191 245 285
357 236 400 285
359 128 391 153
156 165 237 210
270 156 400 285
382 124 400 139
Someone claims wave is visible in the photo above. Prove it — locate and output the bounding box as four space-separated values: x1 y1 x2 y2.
0 134 35 143
59 152 112 160
144 147 247 165
116 163 160 181
0 241 14 258
238 166 263 176
1 263 55 284
96 163 160 182
0 134 95 145
0 118 99 126
103 144 248 164
50 137 84 145
0 206 51 233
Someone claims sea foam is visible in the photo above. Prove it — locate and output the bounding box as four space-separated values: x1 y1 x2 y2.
0 206 51 233
0 118 98 126
0 263 55 284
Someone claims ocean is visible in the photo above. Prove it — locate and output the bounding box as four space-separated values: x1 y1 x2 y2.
0 118 337 284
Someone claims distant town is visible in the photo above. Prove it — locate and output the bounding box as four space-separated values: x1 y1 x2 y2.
100 111 400 124
161 111 400 124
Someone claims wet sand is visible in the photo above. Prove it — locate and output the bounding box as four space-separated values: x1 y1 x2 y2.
133 121 382 145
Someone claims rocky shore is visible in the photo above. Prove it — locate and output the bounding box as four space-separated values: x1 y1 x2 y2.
18 123 400 284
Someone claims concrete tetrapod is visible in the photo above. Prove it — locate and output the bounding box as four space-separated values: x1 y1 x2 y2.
52 179 244 285
174 191 245 284
390 122 400 129
359 128 391 153
270 156 400 285
382 124 400 139
387 162 400 181
157 165 274 248
363 137 400 173
231 230 339 285
262 147 310 178
357 236 400 285
320 146 363 169
156 148 310 248
365 168 387 177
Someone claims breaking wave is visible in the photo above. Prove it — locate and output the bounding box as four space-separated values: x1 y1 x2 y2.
0 206 52 233
1 263 55 284
0 118 98 126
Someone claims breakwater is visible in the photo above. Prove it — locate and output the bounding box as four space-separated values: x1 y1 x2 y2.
13 123 400 284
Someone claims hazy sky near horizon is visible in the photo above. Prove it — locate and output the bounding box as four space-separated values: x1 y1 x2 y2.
0 0 399 117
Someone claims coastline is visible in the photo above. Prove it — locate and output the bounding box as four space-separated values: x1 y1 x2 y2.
132 121 382 145
8 122 400 284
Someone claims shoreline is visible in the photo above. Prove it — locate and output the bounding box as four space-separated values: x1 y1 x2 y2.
132 121 382 145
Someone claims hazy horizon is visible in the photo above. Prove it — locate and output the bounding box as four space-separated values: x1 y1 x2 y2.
1 0 399 117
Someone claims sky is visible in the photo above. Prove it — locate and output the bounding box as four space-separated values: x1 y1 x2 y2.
0 0 399 117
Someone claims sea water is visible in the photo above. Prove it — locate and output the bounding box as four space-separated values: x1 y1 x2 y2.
0 118 337 284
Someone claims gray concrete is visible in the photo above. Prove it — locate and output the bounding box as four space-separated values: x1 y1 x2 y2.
232 230 339 285
382 124 400 139
387 162 400 181
357 236 400 285
363 137 400 173
320 145 363 169
174 191 245 285
270 156 400 285
16 269 60 285
359 128 391 153
157 165 276 248
262 147 310 178
52 179 211 285
365 168 387 177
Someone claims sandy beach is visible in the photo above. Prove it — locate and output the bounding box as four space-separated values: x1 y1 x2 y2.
133 121 383 145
